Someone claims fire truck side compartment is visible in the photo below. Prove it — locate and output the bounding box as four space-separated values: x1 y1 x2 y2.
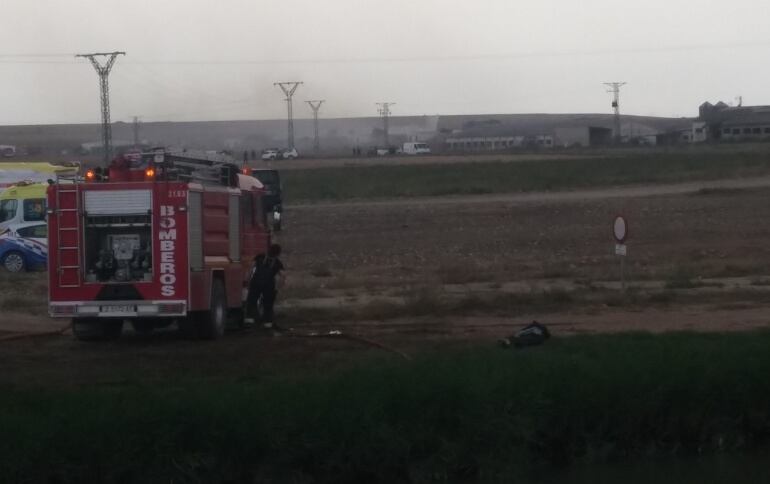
187 191 203 271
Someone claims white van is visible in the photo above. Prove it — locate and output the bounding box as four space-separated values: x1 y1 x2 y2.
402 142 431 155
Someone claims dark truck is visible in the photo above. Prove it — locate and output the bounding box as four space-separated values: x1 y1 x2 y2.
251 169 283 231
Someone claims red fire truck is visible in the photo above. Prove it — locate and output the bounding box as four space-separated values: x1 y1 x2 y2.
47 150 271 341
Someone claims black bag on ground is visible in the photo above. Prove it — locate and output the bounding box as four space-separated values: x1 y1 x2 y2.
499 321 551 348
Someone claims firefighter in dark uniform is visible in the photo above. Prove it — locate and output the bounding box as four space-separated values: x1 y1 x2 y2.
245 243 285 329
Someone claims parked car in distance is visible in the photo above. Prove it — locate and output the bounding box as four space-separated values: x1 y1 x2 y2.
261 148 280 161
403 142 431 155
0 221 48 272
280 148 299 160
376 147 400 156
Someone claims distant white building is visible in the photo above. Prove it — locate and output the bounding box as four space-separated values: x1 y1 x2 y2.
700 101 770 142
445 135 553 151
691 121 708 143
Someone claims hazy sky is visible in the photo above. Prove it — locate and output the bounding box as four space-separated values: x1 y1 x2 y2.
1 0 769 125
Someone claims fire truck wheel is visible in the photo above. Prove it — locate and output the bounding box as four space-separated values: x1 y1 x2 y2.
198 279 227 340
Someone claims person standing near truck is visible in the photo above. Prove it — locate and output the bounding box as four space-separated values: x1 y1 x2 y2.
245 243 285 329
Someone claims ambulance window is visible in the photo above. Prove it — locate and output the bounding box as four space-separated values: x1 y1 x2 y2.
0 199 17 223
18 224 47 238
23 199 46 222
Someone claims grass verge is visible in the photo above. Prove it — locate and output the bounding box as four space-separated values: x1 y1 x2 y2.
283 150 770 202
4 332 770 482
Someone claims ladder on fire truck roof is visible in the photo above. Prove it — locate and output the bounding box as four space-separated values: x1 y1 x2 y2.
148 149 240 187
53 173 83 288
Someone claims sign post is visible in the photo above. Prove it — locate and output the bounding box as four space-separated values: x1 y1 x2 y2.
613 216 628 292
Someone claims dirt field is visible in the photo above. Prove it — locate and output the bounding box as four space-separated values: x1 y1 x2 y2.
283 180 770 286
3 175 770 379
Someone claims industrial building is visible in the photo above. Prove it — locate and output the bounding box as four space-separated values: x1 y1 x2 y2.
553 127 613 147
699 102 770 142
438 112 691 151
445 135 553 151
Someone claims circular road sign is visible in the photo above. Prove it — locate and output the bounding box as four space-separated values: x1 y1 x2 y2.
613 216 628 243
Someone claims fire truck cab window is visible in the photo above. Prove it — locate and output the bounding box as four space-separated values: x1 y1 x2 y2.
23 199 46 222
0 199 17 223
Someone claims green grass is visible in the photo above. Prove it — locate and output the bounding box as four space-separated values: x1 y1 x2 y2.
283 150 770 202
5 332 770 482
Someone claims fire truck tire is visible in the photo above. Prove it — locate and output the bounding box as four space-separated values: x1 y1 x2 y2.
198 279 227 340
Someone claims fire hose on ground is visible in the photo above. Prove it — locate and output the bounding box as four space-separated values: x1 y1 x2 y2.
282 329 412 360
0 321 72 342
0 322 411 361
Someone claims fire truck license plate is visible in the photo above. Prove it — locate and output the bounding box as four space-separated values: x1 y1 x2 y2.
100 305 136 314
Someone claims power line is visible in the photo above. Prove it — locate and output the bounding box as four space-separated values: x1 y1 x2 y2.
0 53 74 58
4 40 770 65
0 60 79 64
274 81 302 149
306 100 325 153
137 98 259 122
76 51 126 164
129 64 244 104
